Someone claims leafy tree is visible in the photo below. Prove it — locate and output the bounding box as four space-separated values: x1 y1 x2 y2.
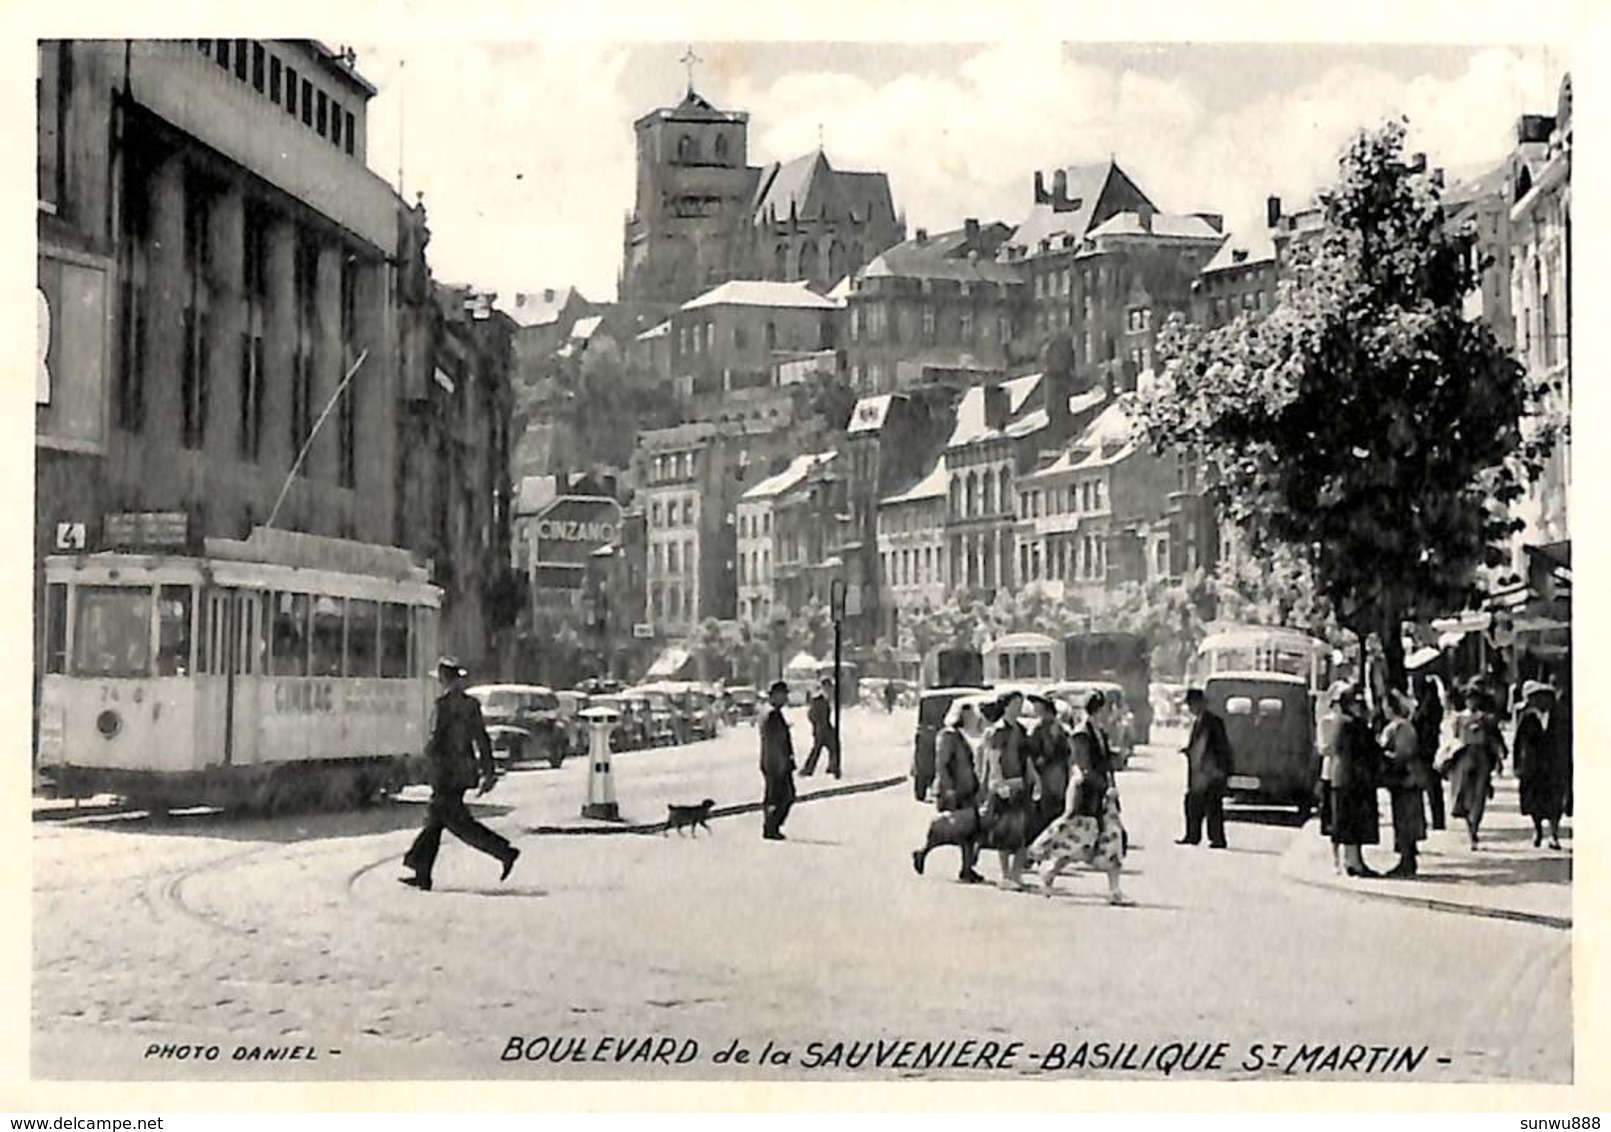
1136 119 1556 691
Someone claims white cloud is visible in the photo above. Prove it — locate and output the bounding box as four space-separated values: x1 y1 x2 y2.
352 42 1559 302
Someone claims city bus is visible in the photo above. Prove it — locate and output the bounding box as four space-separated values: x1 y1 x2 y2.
1062 631 1153 744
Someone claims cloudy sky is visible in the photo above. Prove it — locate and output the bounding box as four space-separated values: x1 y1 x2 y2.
347 39 1567 302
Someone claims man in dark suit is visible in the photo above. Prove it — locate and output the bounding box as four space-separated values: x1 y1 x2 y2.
760 680 797 841
801 677 840 778
400 658 520 891
1177 687 1233 849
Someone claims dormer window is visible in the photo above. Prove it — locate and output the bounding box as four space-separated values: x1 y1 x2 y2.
714 134 729 163
677 134 698 163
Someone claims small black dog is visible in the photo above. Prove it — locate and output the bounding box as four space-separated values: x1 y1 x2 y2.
665 799 716 836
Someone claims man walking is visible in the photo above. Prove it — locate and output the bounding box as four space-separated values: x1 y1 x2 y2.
1177 687 1232 849
400 658 521 891
801 677 841 778
760 680 797 841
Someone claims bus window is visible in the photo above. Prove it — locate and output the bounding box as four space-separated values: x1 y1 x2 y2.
1225 696 1253 716
1258 698 1284 717
348 600 379 677
270 592 310 676
73 585 152 678
310 596 345 677
155 585 194 676
380 603 409 678
44 583 67 674
997 655 1011 680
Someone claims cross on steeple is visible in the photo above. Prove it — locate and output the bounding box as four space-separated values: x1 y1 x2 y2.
680 45 702 94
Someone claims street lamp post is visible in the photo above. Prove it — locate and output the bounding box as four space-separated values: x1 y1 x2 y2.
829 576 847 773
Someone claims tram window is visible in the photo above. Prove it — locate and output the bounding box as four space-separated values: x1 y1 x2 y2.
310 596 345 677
348 599 379 677
270 592 310 676
380 602 409 678
44 584 67 674
997 656 1011 680
1225 696 1253 716
73 586 153 678
155 586 194 676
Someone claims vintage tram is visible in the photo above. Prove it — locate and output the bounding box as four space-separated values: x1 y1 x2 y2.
38 527 441 812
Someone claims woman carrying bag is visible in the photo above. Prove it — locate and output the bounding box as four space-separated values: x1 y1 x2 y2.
978 691 1036 890
911 699 987 883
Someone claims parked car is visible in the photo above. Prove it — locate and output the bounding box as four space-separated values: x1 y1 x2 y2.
554 690 592 754
465 683 569 768
726 685 760 724
910 686 994 802
590 694 642 751
626 691 678 747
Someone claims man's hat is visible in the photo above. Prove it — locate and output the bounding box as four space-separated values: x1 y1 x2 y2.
436 656 467 679
1184 687 1206 705
1025 692 1055 710
994 688 1024 708
768 679 790 696
1523 680 1555 701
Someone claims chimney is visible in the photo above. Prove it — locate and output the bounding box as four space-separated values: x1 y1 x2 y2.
1034 171 1049 205
983 383 1011 431
915 227 928 244
1046 365 1071 436
1516 114 1555 145
1265 196 1283 229
964 217 980 249
544 288 556 302
1138 203 1154 233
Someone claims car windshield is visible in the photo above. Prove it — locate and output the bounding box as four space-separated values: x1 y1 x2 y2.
525 691 559 711
476 691 521 717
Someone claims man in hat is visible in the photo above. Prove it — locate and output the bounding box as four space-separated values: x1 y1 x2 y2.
400 658 520 891
759 680 797 840
801 676 841 778
1178 687 1233 849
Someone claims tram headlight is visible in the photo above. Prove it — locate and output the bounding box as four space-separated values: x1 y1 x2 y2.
96 709 122 739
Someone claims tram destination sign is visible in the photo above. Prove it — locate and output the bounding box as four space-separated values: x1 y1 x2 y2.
532 495 624 569
103 511 189 549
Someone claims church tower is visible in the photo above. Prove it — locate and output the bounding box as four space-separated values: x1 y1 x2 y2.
620 66 757 309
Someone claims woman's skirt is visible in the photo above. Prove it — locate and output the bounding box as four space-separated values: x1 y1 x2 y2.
1519 764 1568 823
1329 783 1380 846
1448 749 1492 826
1389 786 1427 852
1027 794 1126 873
980 795 1033 852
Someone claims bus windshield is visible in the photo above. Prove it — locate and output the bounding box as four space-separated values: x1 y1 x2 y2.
74 586 152 677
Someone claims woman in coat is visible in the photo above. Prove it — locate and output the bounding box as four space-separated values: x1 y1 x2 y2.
1411 675 1446 831
1026 693 1073 845
911 699 986 883
1379 690 1426 878
1444 685 1505 849
1329 687 1382 878
979 690 1036 890
1026 690 1132 905
1515 682 1568 850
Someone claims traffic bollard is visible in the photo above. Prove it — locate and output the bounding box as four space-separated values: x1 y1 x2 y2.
579 706 621 822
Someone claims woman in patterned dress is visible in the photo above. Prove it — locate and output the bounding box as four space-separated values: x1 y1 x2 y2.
1026 690 1133 906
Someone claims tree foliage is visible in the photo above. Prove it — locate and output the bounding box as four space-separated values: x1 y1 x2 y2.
1135 118 1557 689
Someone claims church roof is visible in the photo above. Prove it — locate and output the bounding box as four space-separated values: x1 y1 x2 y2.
752 151 895 226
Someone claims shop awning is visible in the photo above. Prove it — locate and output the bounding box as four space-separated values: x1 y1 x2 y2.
645 647 691 679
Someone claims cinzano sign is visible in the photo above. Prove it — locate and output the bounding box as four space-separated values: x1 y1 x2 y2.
533 495 624 567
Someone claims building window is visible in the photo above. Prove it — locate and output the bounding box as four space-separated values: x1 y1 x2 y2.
233 39 249 80
345 111 356 155
239 329 264 463
37 42 67 211
180 181 212 450
114 164 151 432
251 43 265 91
215 40 230 68
922 305 936 339
269 56 282 103
337 258 358 488
285 67 299 116
291 235 318 474
331 101 344 148
301 79 313 126
316 90 329 136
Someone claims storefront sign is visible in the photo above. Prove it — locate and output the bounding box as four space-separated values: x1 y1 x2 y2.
533 495 624 567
